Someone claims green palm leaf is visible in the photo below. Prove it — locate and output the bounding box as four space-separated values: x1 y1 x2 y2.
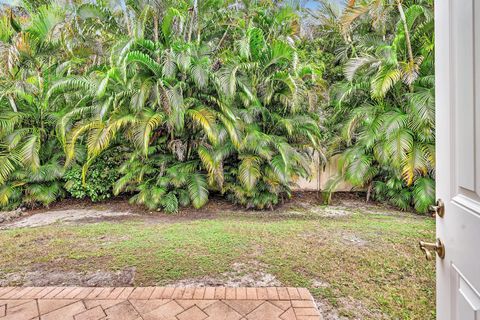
238 155 262 192
187 107 217 144
188 173 209 209
412 177 435 213
402 143 428 186
371 65 402 99
20 133 40 172
126 51 162 76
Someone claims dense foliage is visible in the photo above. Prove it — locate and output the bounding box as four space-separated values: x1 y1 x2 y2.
0 0 324 212
311 0 435 213
0 0 435 213
64 147 125 202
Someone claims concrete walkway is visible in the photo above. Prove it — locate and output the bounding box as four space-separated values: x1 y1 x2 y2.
0 286 322 319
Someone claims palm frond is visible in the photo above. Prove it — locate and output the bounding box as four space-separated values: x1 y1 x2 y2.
238 155 261 191
188 173 208 209
412 177 435 213
20 133 40 172
126 51 162 76
371 65 401 99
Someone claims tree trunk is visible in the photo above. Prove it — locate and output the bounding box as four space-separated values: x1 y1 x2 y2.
153 14 159 43
397 1 414 66
120 0 132 36
216 26 230 52
187 0 198 42
366 182 373 202
153 13 160 63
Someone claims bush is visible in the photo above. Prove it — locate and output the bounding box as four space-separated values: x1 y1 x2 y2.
64 148 125 202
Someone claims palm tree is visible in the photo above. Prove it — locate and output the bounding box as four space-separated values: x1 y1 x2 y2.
321 0 435 212
0 3 68 208
46 0 325 211
0 0 329 212
214 21 325 208
47 1 221 211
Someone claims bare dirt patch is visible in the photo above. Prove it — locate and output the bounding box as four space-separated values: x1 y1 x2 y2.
310 283 387 320
293 205 355 217
0 192 411 230
315 299 350 320
0 209 139 229
311 279 330 289
333 297 387 320
341 233 368 246
0 267 136 287
167 261 281 288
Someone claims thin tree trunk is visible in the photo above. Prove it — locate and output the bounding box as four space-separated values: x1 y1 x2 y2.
366 182 373 202
397 1 414 65
120 0 132 36
196 16 201 44
187 0 198 42
216 25 230 52
193 0 199 43
153 13 160 63
153 14 159 43
187 16 193 42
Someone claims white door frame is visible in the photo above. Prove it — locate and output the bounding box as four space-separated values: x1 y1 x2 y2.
434 0 452 315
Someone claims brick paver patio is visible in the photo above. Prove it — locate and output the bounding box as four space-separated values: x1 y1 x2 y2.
0 286 322 319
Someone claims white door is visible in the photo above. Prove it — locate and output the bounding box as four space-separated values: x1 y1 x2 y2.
435 0 480 319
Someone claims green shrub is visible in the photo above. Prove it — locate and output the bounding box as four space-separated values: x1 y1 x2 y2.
64 148 125 202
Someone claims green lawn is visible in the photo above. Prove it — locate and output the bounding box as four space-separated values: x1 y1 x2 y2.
0 203 435 319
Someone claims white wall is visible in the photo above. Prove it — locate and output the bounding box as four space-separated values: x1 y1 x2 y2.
294 154 356 192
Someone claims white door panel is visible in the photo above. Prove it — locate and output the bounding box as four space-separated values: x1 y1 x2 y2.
454 266 480 319
435 0 480 319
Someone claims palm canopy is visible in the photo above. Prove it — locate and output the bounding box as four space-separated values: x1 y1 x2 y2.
0 0 326 211
0 0 435 214
315 0 435 213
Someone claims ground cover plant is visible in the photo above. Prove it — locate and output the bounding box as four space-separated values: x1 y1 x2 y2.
0 195 436 319
0 0 435 213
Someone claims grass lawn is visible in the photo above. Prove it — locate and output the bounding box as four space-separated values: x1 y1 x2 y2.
0 195 435 319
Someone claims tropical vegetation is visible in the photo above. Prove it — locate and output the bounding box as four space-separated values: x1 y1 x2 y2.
311 0 435 213
0 0 324 212
0 0 435 213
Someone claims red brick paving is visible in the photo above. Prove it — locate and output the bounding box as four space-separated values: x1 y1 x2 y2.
0 286 321 319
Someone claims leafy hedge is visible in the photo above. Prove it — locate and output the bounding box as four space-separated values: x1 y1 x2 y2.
0 0 435 213
0 1 324 212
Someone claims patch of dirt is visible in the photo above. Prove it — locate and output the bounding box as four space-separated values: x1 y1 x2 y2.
334 297 387 320
0 209 139 230
303 206 354 217
0 207 27 223
167 261 281 288
312 287 387 320
315 299 350 320
0 267 136 287
0 192 412 230
341 233 368 246
311 279 330 289
327 192 416 215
